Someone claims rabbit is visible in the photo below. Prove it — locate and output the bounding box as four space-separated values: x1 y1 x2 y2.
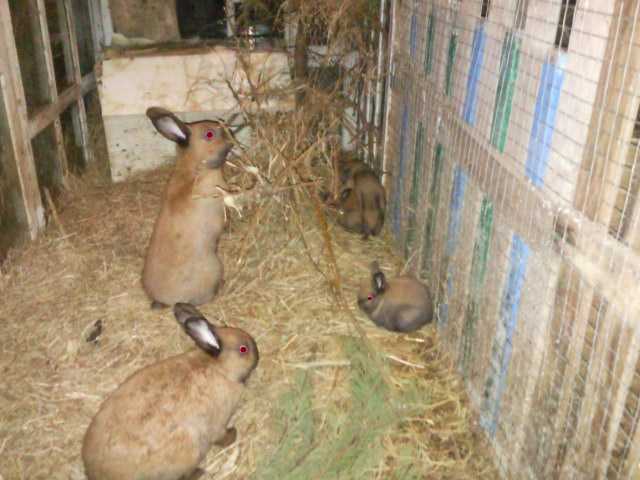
332 155 386 240
336 178 386 239
142 107 234 309
357 261 434 333
82 303 260 480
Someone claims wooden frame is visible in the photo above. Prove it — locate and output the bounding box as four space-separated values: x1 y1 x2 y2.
0 0 45 239
0 0 103 240
27 0 69 187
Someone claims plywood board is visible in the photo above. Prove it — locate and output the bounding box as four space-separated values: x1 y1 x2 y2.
98 47 294 117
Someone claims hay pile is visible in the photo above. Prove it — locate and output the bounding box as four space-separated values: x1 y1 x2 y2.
0 142 497 479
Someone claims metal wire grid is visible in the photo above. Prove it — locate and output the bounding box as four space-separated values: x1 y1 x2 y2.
382 0 640 478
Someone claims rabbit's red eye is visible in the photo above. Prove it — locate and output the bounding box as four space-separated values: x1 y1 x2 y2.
239 345 249 354
367 294 374 301
205 130 216 140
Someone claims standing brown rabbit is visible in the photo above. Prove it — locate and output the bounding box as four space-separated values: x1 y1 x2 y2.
142 107 233 309
82 303 259 480
357 261 433 332
334 157 386 240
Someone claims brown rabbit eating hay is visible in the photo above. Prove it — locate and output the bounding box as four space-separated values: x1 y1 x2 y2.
142 107 235 309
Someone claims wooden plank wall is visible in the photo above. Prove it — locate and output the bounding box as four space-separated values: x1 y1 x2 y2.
0 0 102 241
383 0 640 478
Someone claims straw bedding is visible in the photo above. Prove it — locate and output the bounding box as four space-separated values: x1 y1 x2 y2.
0 141 498 479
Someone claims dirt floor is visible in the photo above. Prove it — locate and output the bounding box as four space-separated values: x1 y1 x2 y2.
0 164 500 480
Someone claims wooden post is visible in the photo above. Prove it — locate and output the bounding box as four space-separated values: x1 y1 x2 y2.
99 0 113 48
87 0 106 59
380 0 397 191
623 142 640 249
57 0 93 165
27 0 69 187
0 0 46 239
226 0 236 37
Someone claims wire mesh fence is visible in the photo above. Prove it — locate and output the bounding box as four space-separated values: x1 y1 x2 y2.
383 0 640 478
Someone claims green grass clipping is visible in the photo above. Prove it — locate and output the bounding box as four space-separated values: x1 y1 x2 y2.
252 336 427 480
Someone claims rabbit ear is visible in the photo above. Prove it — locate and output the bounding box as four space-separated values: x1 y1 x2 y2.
339 166 352 185
146 107 190 145
372 271 387 294
173 303 221 356
173 303 205 326
183 317 221 357
340 188 353 202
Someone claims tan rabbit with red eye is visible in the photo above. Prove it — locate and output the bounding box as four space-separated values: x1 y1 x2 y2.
357 261 434 333
82 303 259 480
142 107 235 309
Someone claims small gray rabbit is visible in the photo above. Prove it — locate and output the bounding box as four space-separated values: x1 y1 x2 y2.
357 261 434 332
82 303 259 480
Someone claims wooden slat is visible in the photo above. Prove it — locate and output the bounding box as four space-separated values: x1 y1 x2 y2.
605 347 640 477
621 362 640 478
524 263 581 477
626 143 640 250
28 72 96 139
0 0 46 239
27 0 69 187
565 296 613 476
87 0 104 59
56 0 93 165
597 324 638 477
380 0 398 190
99 0 114 48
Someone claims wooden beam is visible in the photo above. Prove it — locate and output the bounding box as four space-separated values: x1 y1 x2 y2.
0 0 46 239
57 0 93 165
554 209 640 316
27 0 69 187
28 72 95 139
